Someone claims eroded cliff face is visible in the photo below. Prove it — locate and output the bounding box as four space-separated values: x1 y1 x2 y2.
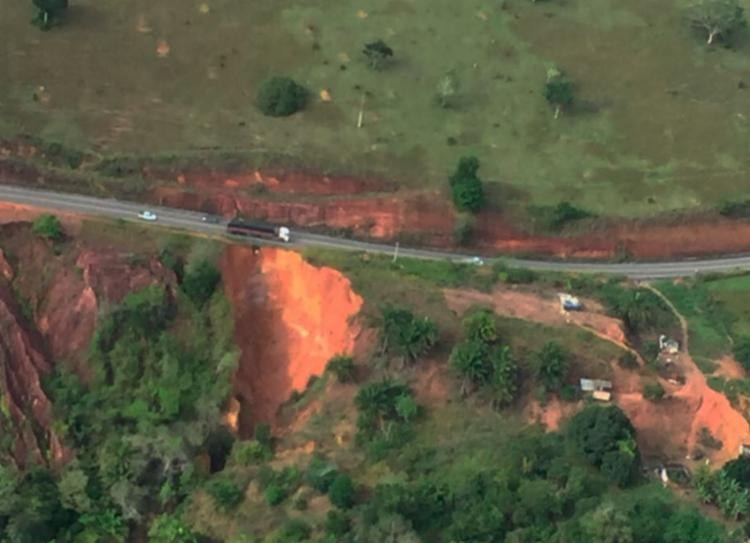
221 246 362 435
0 223 176 465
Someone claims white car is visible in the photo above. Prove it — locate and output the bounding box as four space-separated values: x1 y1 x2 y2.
138 210 157 221
461 256 485 266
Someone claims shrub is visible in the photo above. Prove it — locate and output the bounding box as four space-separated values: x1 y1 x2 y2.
326 355 356 383
642 382 665 402
531 342 569 392
618 352 639 369
231 440 271 465
255 422 273 450
329 474 355 509
733 337 750 371
264 482 286 506
325 510 351 537
256 76 308 117
181 260 220 307
272 519 311 542
453 214 475 245
32 214 63 240
147 513 197 543
560 384 579 402
206 477 245 512
449 156 484 213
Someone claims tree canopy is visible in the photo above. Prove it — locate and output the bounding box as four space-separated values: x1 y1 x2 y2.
379 306 438 363
256 76 308 117
32 214 63 240
449 156 485 213
566 405 639 486
686 0 745 45
363 40 394 69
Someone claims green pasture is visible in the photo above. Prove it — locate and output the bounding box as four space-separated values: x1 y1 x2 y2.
4 0 750 217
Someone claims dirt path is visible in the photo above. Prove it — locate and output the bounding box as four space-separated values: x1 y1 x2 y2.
638 283 750 465
641 283 689 352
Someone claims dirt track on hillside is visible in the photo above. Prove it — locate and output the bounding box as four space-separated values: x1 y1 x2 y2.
444 285 750 465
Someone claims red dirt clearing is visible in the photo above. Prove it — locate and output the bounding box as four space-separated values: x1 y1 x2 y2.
221 246 362 435
443 287 628 346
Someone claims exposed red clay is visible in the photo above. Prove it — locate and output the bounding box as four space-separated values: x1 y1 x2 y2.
220 245 362 435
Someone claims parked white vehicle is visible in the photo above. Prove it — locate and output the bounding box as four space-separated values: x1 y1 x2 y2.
461 256 485 266
138 210 157 221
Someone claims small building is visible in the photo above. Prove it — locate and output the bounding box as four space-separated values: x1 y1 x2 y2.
559 293 583 312
592 390 612 402
580 378 613 392
659 334 679 354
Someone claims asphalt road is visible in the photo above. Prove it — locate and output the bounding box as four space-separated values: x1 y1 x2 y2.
0 183 748 279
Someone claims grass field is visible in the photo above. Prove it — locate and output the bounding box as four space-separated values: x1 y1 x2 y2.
5 0 750 218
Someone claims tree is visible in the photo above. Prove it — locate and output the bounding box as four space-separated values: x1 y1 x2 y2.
32 214 63 240
329 473 355 509
490 345 519 408
363 39 394 69
580 503 634 543
380 306 438 363
58 466 91 514
713 471 749 520
462 309 498 343
532 341 569 391
436 71 459 108
686 0 745 45
642 381 665 402
326 355 356 383
450 339 493 393
148 514 197 543
32 0 68 30
566 405 639 486
256 76 308 117
181 260 220 307
449 156 485 213
543 67 573 119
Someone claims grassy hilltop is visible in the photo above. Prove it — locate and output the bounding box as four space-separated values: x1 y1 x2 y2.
4 0 750 218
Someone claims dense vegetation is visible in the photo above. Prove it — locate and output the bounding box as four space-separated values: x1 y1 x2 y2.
0 256 238 542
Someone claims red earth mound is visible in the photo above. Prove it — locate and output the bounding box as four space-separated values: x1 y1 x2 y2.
220 246 362 435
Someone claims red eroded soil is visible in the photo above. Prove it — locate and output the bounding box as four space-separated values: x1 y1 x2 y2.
713 355 746 380
443 286 627 346
220 245 362 435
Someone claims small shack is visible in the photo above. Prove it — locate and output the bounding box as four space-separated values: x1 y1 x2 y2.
580 378 612 402
580 378 612 392
659 334 679 354
559 293 583 312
